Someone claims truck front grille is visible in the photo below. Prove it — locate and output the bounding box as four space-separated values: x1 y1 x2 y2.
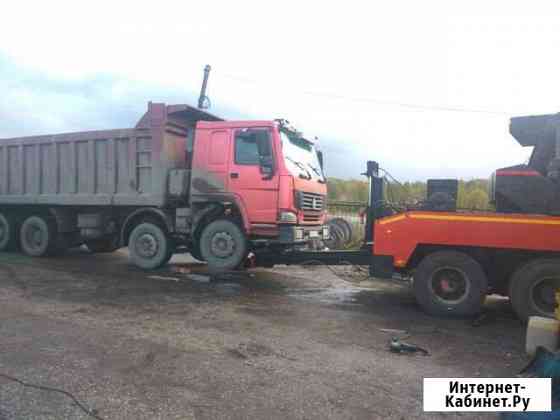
296 191 325 212
303 213 321 222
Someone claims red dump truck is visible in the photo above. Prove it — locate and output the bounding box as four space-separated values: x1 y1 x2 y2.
0 102 329 270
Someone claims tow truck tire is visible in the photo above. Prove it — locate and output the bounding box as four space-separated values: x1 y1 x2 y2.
509 259 560 322
19 215 57 257
199 219 247 271
0 213 17 252
128 222 170 270
413 251 488 317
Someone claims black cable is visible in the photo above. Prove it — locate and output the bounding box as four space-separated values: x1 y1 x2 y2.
300 259 370 283
383 176 393 203
0 373 105 420
379 167 405 189
219 73 514 116
379 168 421 212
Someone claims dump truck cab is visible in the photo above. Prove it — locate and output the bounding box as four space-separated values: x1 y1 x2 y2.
190 118 328 245
147 102 329 269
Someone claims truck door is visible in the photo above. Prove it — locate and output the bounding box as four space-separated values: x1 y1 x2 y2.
228 128 279 224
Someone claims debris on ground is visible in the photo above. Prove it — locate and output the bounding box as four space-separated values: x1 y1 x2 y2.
470 311 496 327
379 328 408 335
389 338 429 356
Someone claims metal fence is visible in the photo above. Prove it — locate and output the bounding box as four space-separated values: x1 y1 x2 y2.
327 201 366 222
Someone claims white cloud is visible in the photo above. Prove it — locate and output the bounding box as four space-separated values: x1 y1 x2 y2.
1 0 555 179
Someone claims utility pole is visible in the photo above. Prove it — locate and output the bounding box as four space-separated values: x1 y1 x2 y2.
198 65 211 109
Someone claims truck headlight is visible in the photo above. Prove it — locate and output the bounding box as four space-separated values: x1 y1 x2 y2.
278 211 297 223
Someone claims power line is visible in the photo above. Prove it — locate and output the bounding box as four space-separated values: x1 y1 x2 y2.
219 72 514 116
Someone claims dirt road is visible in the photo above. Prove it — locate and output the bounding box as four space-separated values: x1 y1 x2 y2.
0 249 526 419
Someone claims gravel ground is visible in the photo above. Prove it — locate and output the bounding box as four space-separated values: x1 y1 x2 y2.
0 248 527 419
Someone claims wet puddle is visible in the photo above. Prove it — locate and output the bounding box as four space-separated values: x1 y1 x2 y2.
286 286 367 306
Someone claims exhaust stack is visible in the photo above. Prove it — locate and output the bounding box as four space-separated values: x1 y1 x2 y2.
198 65 211 109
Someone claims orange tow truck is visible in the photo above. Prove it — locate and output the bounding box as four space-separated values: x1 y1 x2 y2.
257 114 560 321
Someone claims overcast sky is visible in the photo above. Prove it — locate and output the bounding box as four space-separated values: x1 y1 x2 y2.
1 0 558 180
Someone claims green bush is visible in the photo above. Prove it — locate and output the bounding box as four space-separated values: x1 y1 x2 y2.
327 177 490 210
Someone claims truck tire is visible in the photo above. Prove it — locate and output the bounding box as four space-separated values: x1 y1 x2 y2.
0 213 17 252
162 248 174 265
509 259 560 321
128 222 171 270
162 240 175 266
86 236 120 253
199 219 247 271
19 215 57 257
329 217 353 244
413 251 488 317
324 221 345 249
189 238 205 262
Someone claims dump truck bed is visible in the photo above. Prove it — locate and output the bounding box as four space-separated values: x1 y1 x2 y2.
0 103 221 207
0 127 159 206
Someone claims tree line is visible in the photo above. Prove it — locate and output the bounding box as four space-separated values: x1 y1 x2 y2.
327 178 490 210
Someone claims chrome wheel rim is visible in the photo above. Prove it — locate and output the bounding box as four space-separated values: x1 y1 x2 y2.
136 233 158 258
210 232 235 259
24 223 45 252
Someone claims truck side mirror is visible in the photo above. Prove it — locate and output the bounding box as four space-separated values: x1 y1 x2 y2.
256 132 274 180
317 150 324 170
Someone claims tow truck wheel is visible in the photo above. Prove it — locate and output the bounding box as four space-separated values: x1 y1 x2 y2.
128 222 170 270
509 259 560 322
19 215 57 257
413 251 488 317
0 213 17 252
199 219 247 271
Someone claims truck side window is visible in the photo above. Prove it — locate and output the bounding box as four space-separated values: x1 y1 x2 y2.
234 129 271 165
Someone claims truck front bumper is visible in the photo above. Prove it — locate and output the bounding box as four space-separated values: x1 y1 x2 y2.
278 224 330 243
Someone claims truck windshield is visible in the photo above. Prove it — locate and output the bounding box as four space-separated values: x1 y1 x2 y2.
280 131 325 183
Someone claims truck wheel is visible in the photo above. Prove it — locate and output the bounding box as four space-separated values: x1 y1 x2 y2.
199 219 247 271
189 240 205 262
0 213 17 252
413 251 488 317
162 248 174 265
162 241 175 265
329 218 353 245
324 221 345 249
509 259 560 321
128 222 170 270
19 215 57 257
86 236 120 253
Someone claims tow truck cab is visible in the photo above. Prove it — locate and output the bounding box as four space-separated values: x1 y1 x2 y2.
190 119 329 245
